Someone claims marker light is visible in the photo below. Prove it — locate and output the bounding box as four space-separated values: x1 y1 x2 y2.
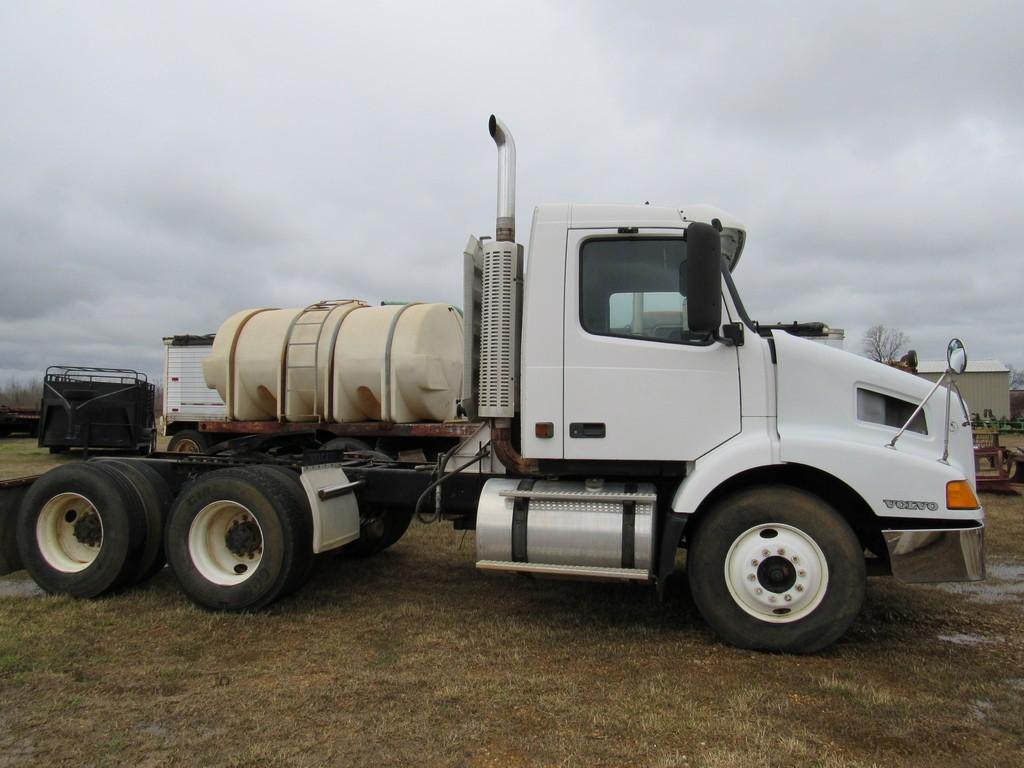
946 480 980 510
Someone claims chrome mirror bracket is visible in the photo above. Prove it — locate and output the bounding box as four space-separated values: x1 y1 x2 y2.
887 370 949 451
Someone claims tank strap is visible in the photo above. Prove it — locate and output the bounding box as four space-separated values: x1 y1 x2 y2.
381 302 423 422
511 478 535 563
622 482 638 569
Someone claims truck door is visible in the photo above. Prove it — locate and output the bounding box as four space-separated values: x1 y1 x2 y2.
562 230 741 461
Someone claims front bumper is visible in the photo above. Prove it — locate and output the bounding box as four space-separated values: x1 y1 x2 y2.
884 523 985 583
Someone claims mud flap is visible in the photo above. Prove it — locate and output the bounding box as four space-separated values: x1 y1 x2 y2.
656 511 690 600
299 464 361 553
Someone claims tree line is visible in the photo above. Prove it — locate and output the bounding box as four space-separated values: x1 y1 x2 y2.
0 376 164 413
863 324 1023 388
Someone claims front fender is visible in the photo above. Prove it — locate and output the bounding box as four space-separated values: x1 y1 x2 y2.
670 417 780 515
780 435 982 522
657 420 779 588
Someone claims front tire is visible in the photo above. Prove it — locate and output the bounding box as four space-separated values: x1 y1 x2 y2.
687 485 865 654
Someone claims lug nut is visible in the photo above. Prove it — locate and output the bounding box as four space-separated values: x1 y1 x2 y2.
762 549 770 557
798 570 807 577
796 584 804 592
751 559 759 566
792 556 800 564
784 594 793 602
769 595 777 603
778 548 786 556
747 574 756 581
755 587 763 595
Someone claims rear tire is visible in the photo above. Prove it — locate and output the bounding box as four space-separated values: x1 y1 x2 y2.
165 467 309 611
337 505 413 558
687 485 865 654
167 430 210 454
100 460 172 584
322 437 390 461
245 465 316 596
16 463 146 597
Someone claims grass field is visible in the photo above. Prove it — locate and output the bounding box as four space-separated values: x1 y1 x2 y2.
0 437 1022 767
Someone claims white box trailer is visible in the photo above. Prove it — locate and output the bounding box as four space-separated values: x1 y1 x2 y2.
0 116 985 653
161 335 227 452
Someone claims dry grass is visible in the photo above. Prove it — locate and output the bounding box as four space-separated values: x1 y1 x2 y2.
0 439 1022 767
0 436 172 481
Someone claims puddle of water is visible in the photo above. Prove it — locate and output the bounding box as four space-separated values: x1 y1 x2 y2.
970 698 994 721
936 560 1024 605
937 632 1001 646
0 577 44 598
987 563 1024 582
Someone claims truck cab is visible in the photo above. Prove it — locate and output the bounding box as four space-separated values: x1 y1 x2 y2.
467 117 982 652
520 202 749 463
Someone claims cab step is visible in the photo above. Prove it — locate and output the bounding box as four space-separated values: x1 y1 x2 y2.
476 560 651 581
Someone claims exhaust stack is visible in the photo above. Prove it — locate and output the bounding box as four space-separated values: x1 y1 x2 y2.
489 114 516 242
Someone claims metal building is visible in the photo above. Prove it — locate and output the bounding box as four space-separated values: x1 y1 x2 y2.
917 359 1010 420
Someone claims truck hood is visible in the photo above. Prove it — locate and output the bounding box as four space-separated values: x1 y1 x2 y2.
772 331 975 484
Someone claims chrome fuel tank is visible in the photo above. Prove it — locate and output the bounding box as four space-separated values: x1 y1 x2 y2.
476 478 655 576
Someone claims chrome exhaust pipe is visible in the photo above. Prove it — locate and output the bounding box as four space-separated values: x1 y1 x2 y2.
488 114 516 242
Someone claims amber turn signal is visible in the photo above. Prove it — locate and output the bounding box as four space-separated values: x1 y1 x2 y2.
535 422 554 439
946 480 980 510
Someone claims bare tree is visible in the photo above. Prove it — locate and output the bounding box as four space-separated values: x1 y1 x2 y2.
0 376 43 408
1010 366 1024 390
862 325 908 363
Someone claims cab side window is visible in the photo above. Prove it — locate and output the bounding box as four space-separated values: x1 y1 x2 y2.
580 238 709 344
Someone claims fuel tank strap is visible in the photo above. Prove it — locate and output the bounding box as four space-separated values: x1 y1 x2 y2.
621 482 637 569
511 478 535 562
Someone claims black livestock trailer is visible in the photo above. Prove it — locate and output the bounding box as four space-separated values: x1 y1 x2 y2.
38 366 156 454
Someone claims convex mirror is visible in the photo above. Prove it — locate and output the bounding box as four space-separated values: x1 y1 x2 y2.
947 338 968 375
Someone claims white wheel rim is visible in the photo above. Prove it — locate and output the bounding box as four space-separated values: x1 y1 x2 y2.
36 492 103 573
724 523 828 624
188 501 264 586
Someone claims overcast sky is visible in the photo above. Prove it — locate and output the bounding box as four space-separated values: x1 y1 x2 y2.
1 1 1022 386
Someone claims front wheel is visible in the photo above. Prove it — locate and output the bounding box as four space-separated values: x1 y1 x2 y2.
687 485 865 654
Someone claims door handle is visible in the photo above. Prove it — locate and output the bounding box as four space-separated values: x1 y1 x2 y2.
569 422 606 438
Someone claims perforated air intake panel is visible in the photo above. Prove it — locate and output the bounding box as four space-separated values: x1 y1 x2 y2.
478 241 522 418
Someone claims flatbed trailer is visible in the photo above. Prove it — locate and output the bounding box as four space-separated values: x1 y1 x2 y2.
0 406 39 438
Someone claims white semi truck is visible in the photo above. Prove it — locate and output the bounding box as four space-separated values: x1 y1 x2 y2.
0 116 984 653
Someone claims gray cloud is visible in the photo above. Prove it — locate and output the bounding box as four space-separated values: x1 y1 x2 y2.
1 0 1022 387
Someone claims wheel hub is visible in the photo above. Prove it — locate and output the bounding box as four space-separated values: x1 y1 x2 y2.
72 512 103 548
225 519 262 558
725 523 828 623
757 556 796 593
36 492 103 573
188 500 265 586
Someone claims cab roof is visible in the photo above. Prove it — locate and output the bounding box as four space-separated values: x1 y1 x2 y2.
533 203 747 271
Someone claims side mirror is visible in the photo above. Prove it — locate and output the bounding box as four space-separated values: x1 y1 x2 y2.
684 222 722 336
947 338 967 375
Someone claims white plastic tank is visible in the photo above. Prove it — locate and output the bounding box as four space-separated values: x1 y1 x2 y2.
203 300 464 424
